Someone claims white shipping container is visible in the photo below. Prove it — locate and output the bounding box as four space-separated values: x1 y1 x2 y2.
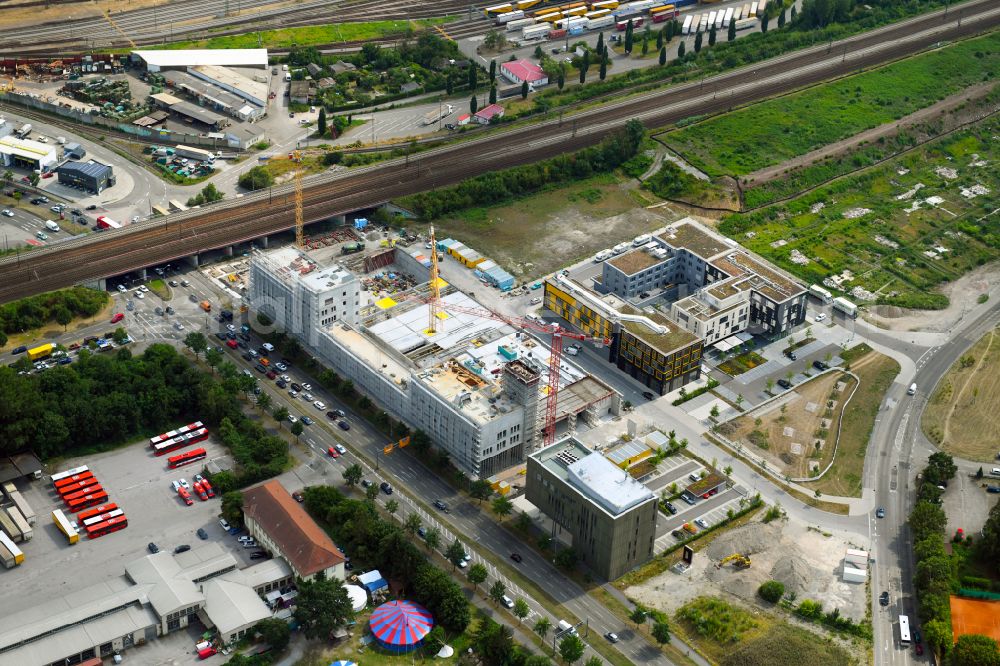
496 9 524 23
723 7 734 26
734 16 757 30
682 14 692 33
522 24 550 38
749 1 758 17
707 11 716 27
714 11 724 28
698 14 708 31
621 0 655 12
506 17 536 30
586 15 614 29
758 0 768 11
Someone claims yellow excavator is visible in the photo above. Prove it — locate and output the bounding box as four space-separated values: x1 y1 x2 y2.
716 553 751 570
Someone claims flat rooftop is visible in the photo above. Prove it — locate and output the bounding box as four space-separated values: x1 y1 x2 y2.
658 221 733 260
607 248 662 275
619 304 699 353
191 64 269 104
534 438 654 516
711 251 803 303
134 48 268 69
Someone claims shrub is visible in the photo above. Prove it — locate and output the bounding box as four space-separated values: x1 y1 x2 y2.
758 580 785 603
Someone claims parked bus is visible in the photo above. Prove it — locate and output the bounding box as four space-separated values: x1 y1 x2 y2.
63 483 103 504
51 465 89 484
77 503 118 523
67 490 110 513
54 471 96 492
168 448 208 469
898 615 911 647
52 509 79 545
86 515 128 539
650 4 678 21
82 508 124 528
149 421 204 449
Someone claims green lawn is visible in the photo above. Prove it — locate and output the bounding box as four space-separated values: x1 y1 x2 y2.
718 113 1000 310
663 32 1000 177
146 18 452 51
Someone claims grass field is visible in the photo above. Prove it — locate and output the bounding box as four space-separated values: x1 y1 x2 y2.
662 32 1000 177
430 172 670 279
674 597 853 666
718 351 767 376
803 350 899 497
146 18 451 51
922 326 1000 461
718 113 1000 311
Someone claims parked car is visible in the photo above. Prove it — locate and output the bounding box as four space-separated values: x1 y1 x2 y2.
664 501 678 514
380 481 393 495
777 378 793 389
250 551 269 560
434 500 449 511
287 414 298 424
174 544 191 554
334 444 347 455
510 552 523 563
876 507 885 519
338 420 350 430
197 528 208 540
605 632 620 644
879 591 889 606
148 542 159 553
301 416 314 425
813 360 829 371
292 491 304 502
11 345 27 354
695 518 709 529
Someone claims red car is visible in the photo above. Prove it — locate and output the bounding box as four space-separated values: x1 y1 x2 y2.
226 339 238 349
68 342 81 350
266 370 277 379
111 313 124 323
42 172 53 179
327 447 340 458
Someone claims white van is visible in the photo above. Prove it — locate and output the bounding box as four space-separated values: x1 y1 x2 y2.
907 383 917 396
284 73 291 82
557 620 578 636
501 595 515 609
45 220 60 232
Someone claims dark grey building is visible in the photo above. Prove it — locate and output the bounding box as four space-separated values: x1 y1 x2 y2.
56 160 115 194
63 142 86 159
526 437 657 580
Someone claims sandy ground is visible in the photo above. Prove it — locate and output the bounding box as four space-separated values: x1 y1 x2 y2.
744 82 999 186
628 516 870 622
0 0 170 29
864 261 1000 332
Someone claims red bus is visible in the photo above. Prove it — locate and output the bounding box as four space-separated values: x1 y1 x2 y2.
168 448 207 469
86 515 128 538
152 427 209 456
63 483 103 504
150 421 204 448
57 476 99 496
67 490 110 513
51 465 90 483
77 503 119 522
82 508 124 528
54 471 95 491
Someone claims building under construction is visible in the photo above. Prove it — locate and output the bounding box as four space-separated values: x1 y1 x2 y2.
248 239 621 479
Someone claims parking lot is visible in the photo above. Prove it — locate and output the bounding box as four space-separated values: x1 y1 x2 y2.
0 434 235 600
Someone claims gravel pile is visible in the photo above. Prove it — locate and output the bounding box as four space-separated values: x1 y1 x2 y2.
706 522 781 560
770 554 812 598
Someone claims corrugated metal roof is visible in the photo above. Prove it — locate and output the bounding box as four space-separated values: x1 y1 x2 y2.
57 160 111 179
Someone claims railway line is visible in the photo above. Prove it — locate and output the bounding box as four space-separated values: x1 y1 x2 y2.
1 0 483 53
0 0 996 304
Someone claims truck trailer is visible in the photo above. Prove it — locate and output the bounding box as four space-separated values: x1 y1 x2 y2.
0 509 19 542
5 489 35 525
175 144 216 163
6 507 33 541
27 343 54 361
423 104 455 126
832 296 858 319
15 123 32 139
0 531 24 567
95 216 121 230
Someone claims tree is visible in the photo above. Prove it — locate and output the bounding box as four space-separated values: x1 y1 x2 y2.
658 46 666 65
557 66 565 90
489 83 498 105
28 172 39 186
694 30 703 53
513 598 530 624
470 479 493 503
726 18 736 41
766 378 775 393
272 406 289 428
293 573 355 640
585 659 602 666
446 74 454 95
923 618 953 661
677 40 686 59
656 28 663 50
559 634 585 665
758 580 785 603
385 498 398 516
317 107 327 137
184 332 208 359
468 63 477 92
489 59 497 82
492 495 513 521
404 512 422 536
777 8 786 28
641 28 650 55
257 617 291 651
343 463 363 487
790 5 797 23
489 580 507 605
470 94 479 115
652 621 671 645
710 404 720 419
54 306 72 331
630 606 647 628
521 80 529 99
665 21 674 42
977 466 985 479
578 61 586 84
468 562 488 589
624 19 634 53
761 11 769 33
256 391 272 414
290 420 304 441
982 497 1000 567
708 24 716 46
238 166 274 191
596 31 604 55
600 55 607 80
951 634 1000 666
221 491 244 526
205 347 223 374
910 501 947 542
424 527 441 552
534 617 552 640
423 626 446 655
365 482 379 503
445 538 467 570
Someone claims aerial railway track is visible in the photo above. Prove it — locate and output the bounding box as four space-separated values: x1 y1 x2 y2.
0 0 996 304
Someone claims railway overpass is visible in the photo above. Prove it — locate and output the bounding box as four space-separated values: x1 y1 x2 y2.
0 0 996 305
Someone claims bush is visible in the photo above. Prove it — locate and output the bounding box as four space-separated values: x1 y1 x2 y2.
238 166 274 191
0 286 108 337
758 580 785 603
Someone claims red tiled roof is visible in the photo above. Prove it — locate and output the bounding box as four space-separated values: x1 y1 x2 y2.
242 479 344 577
503 59 547 83
474 103 504 120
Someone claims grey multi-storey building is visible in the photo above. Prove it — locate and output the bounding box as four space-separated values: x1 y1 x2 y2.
526 437 657 580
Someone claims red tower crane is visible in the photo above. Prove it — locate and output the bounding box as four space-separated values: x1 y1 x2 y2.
422 299 609 446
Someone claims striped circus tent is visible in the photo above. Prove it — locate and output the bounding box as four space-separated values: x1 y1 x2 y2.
369 600 434 653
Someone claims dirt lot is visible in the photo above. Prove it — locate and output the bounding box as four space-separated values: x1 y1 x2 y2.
922 326 1000 461
431 174 681 280
627 516 870 623
724 371 853 479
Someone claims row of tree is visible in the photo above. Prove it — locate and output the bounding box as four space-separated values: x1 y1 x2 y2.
0 286 108 347
407 119 646 219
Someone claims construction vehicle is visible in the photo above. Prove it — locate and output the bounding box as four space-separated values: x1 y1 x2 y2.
716 553 751 569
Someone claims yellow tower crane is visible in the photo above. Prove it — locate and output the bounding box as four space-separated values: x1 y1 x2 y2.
427 225 441 334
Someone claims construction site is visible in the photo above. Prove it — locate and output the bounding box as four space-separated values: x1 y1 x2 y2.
627 515 871 624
